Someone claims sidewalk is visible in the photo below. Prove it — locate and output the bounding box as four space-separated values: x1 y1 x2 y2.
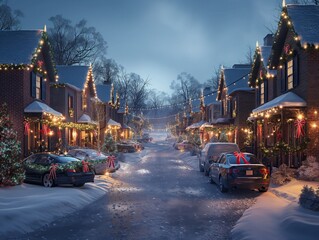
0 175 112 238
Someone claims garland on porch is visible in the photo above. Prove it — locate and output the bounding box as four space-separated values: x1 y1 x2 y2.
259 137 310 157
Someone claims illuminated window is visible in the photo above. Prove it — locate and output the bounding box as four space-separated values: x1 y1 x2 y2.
287 59 293 90
36 75 41 99
260 82 265 105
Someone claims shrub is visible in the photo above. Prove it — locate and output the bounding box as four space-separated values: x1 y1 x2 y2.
299 185 319 211
271 164 296 185
297 156 319 181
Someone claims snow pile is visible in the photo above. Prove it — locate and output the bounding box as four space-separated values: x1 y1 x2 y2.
232 180 319 240
0 177 109 236
297 156 319 181
271 164 296 185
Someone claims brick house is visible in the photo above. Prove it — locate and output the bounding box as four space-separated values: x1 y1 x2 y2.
51 65 98 149
0 29 62 156
216 64 254 149
249 4 319 167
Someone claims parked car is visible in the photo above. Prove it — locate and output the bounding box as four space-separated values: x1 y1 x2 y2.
117 142 136 153
198 142 240 176
174 140 194 151
22 153 95 187
67 149 120 174
121 140 144 151
136 133 153 143
209 152 270 193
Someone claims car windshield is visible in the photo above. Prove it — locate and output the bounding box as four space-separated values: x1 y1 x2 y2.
55 156 80 163
227 154 261 164
207 144 239 156
81 150 106 158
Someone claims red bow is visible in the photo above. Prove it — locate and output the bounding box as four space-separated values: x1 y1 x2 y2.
82 160 90 173
49 163 58 180
24 122 30 135
108 155 116 168
234 152 249 164
295 119 305 138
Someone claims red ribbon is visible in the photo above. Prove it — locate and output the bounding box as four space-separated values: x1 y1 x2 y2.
24 122 30 135
295 119 305 138
42 124 49 136
234 152 249 164
82 160 90 173
108 155 116 168
49 163 58 180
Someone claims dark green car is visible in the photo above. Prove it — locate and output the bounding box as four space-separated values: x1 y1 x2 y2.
23 153 95 187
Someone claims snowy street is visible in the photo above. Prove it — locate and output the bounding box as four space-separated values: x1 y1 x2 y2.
2 140 259 240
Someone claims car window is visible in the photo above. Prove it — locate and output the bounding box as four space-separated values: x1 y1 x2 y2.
56 156 80 163
227 154 261 164
218 155 227 164
208 144 239 157
34 155 50 165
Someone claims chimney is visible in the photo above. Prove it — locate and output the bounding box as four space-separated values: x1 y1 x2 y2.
263 34 274 46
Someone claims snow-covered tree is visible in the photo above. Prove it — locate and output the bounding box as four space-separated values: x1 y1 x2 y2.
0 103 24 186
271 164 296 185
299 185 319 211
102 132 117 153
297 156 319 181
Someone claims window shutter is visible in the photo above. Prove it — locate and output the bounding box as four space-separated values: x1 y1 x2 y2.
257 84 261 106
41 77 46 101
293 54 299 87
281 65 286 93
30 72 36 97
264 79 268 102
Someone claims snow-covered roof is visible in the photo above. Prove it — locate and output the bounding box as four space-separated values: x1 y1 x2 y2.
186 120 207 130
260 46 272 69
252 92 306 114
56 65 89 89
224 67 251 95
287 4 319 45
107 118 121 127
0 30 43 64
96 84 111 103
24 100 62 117
77 114 96 124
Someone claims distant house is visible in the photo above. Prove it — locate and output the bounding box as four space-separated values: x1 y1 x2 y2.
51 65 98 149
216 64 253 148
249 4 319 167
0 29 62 156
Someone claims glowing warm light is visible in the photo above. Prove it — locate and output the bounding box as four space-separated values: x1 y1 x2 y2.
49 130 54 136
297 114 304 120
311 123 317 128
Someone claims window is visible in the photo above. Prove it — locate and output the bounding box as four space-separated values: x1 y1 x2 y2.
260 82 265 105
68 95 74 117
82 92 87 110
36 75 41 99
287 59 293 90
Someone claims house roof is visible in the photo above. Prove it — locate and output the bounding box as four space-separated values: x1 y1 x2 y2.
56 65 89 89
252 91 306 114
287 4 319 45
77 114 97 125
223 67 251 96
24 100 62 117
0 30 43 64
96 84 111 103
107 118 121 127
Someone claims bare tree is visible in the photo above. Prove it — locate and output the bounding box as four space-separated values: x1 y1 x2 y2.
245 45 254 65
48 15 107 65
147 90 169 109
170 72 202 104
0 1 23 30
128 73 150 112
204 65 221 91
93 57 119 84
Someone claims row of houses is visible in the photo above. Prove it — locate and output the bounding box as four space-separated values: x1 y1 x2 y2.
178 3 319 168
0 29 128 157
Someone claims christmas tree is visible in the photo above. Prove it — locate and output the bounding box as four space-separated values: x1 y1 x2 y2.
0 103 24 186
102 132 117 153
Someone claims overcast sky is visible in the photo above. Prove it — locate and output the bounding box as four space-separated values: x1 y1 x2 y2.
8 0 282 93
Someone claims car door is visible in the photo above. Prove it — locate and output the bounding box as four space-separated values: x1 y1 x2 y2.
211 154 226 183
33 154 51 182
200 144 209 167
23 154 39 182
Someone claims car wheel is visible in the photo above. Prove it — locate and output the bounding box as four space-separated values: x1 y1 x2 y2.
209 174 214 184
199 160 204 172
74 183 85 187
42 173 55 188
219 176 228 193
258 187 268 192
204 165 209 176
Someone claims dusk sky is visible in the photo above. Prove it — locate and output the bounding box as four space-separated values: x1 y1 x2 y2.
8 0 282 93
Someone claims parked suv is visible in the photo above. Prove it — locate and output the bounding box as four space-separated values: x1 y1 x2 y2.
198 142 240 176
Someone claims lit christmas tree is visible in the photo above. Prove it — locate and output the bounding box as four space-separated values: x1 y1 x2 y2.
102 132 117 153
0 103 24 186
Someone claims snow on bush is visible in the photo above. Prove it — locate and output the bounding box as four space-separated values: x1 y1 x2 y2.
299 185 319 211
297 156 319 181
271 164 296 185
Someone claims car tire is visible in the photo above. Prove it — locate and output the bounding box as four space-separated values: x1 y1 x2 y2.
219 176 228 193
42 173 55 188
199 160 204 172
209 175 214 184
258 187 268 192
204 165 209 176
74 183 85 187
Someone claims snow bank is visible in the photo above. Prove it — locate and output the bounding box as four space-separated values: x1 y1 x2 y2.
232 179 319 240
0 177 109 236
